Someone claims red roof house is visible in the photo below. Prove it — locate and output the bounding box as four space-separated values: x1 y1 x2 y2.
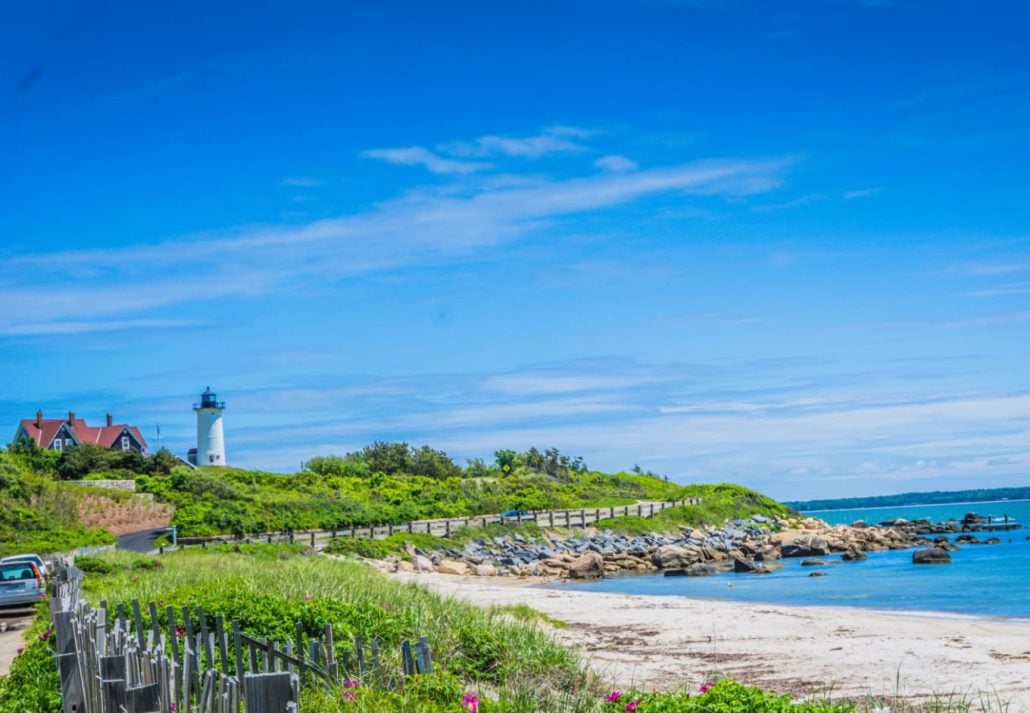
13 411 148 454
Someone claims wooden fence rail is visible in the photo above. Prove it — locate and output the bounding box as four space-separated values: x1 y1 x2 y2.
51 566 434 713
171 498 702 553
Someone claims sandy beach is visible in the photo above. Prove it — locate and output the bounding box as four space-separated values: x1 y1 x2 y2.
393 572 1030 711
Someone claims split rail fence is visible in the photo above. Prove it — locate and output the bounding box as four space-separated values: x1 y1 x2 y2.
50 566 433 713
173 498 702 552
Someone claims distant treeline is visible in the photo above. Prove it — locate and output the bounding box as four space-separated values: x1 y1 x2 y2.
787 486 1030 512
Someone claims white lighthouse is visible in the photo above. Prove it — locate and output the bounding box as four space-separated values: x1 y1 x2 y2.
193 387 226 467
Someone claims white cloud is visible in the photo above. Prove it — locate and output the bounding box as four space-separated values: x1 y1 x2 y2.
594 154 639 172
0 318 198 336
441 126 591 158
843 187 880 199
0 156 788 335
363 147 491 174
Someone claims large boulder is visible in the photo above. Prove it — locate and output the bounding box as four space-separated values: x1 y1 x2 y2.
653 544 702 569
841 547 867 562
733 557 761 573
568 551 605 579
412 554 435 572
773 531 831 558
912 547 952 565
474 563 497 577
436 559 469 576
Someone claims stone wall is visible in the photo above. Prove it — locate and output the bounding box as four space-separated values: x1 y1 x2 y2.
67 479 137 492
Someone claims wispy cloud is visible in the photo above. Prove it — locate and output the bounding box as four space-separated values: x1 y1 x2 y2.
0 156 788 335
843 187 880 199
440 126 591 158
280 177 322 187
966 281 1030 297
363 147 491 174
594 154 639 172
0 318 198 337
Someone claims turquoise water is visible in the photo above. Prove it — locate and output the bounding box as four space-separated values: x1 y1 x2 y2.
544 501 1030 618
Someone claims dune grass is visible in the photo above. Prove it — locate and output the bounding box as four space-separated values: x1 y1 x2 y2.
80 547 602 712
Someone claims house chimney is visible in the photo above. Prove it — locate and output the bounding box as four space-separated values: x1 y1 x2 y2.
106 414 113 427
68 411 76 423
36 410 43 428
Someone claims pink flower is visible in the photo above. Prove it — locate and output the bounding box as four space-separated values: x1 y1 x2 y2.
462 692 479 712
606 691 623 703
381 602 393 611
38 630 51 641
303 595 312 601
699 681 715 694
624 700 640 712
343 680 360 689
171 704 177 711
16 647 23 655
175 626 185 638
341 691 356 702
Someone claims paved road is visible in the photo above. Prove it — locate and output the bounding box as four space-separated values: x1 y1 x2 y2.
0 607 34 675
117 528 171 553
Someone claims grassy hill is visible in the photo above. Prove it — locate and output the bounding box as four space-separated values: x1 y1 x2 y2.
2 441 794 544
136 463 687 537
0 451 114 557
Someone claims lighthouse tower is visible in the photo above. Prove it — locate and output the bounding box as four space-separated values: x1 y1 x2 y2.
193 387 226 467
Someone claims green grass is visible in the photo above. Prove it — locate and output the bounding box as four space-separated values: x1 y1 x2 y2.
322 532 449 559
490 603 569 629
596 483 794 534
79 547 603 712
132 465 690 537
0 451 116 557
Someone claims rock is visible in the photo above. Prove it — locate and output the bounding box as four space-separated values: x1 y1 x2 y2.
809 571 828 577
474 563 497 577
396 560 415 573
568 551 605 580
691 563 724 576
956 534 981 544
733 558 761 573
653 544 702 569
984 537 1002 545
412 554 435 572
436 559 469 576
912 547 952 565
774 531 831 558
851 520 867 528
841 548 867 562
800 559 839 566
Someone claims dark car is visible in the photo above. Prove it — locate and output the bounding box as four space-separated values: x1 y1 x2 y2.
499 509 530 522
0 561 46 608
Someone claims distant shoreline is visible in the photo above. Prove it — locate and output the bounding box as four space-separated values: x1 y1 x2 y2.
797 497 1030 514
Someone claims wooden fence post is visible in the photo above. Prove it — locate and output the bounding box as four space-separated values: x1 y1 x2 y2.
243 672 298 713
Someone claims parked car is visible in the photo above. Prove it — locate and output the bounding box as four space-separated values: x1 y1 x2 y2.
499 509 530 522
0 561 47 608
1 553 48 579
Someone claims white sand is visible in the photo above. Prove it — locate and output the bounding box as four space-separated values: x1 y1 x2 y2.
393 572 1030 711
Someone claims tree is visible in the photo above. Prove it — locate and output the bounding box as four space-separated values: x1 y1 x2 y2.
493 449 517 476
360 442 413 475
409 445 461 479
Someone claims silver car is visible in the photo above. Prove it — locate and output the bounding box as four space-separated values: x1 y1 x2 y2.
0 554 48 579
0 562 46 608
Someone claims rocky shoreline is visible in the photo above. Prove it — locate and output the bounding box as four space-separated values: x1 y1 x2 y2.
368 512 1010 580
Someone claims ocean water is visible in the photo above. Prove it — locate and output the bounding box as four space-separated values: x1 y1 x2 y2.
543 500 1030 618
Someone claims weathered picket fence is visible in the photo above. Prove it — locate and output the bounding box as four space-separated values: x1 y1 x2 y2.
50 566 434 713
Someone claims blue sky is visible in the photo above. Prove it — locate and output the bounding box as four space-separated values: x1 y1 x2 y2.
3 1 1029 500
